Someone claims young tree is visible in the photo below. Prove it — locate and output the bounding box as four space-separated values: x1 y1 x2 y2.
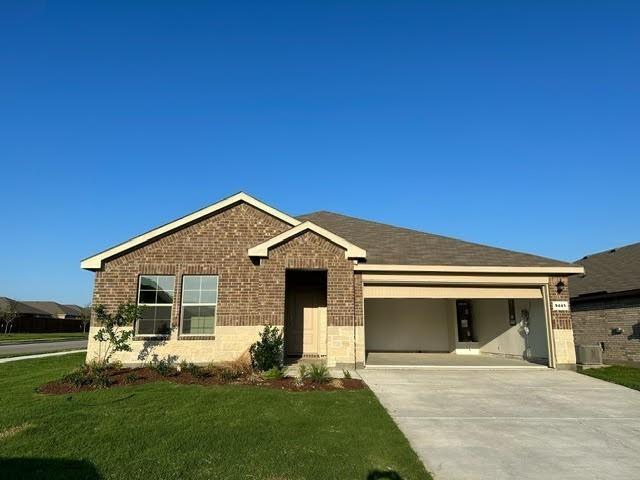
0 300 19 334
80 304 92 333
92 303 143 364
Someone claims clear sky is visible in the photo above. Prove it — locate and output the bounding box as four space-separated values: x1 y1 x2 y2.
0 1 638 305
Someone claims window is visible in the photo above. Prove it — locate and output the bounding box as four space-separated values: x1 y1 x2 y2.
137 275 175 336
181 275 218 336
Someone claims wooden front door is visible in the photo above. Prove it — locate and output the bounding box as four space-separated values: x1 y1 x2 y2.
285 271 327 357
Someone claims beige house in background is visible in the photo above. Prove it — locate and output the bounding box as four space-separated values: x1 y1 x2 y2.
81 192 583 369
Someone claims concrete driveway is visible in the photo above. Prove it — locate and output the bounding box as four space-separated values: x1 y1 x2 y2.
359 368 640 480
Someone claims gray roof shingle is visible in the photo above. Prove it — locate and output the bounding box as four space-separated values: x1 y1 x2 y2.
298 211 574 268
571 242 640 298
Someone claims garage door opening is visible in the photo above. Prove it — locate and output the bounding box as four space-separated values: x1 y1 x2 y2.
364 297 550 368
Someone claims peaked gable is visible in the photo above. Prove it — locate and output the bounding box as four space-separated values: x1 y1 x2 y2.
248 221 366 260
81 192 300 270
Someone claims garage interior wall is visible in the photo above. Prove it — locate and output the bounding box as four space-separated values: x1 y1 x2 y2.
364 299 451 352
364 296 549 362
473 299 548 361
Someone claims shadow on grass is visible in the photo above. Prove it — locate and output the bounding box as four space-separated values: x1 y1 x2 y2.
64 393 136 407
367 470 404 479
0 457 101 479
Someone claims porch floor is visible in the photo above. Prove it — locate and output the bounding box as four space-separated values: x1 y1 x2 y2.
365 352 548 369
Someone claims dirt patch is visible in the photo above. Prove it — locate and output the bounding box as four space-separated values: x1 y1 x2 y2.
37 367 366 394
0 422 33 441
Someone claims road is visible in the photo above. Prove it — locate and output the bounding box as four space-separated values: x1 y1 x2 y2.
0 339 88 357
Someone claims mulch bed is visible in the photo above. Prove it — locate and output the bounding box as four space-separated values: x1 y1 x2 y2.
37 367 367 395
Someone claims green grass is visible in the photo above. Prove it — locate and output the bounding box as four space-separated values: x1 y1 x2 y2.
0 333 88 344
580 364 640 391
0 354 430 480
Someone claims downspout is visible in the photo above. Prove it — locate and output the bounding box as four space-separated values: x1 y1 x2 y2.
353 268 357 370
542 284 557 368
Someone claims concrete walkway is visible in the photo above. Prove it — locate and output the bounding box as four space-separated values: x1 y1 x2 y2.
359 368 640 480
0 339 87 358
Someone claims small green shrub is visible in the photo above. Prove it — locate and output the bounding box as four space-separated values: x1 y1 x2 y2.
307 364 331 384
180 361 209 379
62 362 112 388
262 367 285 380
124 372 140 384
150 359 175 377
249 325 284 371
208 358 252 382
342 369 352 379
298 364 309 381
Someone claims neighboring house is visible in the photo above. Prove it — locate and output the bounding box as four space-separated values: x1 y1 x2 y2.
0 297 86 333
81 192 583 368
571 243 640 364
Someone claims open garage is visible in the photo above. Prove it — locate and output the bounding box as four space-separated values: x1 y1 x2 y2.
363 280 553 367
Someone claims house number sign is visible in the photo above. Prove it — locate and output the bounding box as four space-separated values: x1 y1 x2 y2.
552 301 569 312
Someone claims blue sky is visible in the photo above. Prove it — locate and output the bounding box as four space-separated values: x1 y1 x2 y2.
0 1 638 305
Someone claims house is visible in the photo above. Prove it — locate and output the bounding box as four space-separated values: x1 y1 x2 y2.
0 297 87 333
571 242 640 364
81 192 583 368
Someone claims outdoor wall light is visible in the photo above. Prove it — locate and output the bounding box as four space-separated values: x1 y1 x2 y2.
611 327 624 335
556 281 565 294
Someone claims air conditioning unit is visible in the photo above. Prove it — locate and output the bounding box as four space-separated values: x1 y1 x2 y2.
576 344 603 365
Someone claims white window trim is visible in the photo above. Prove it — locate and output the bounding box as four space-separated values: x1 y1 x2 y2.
180 275 218 337
136 275 175 338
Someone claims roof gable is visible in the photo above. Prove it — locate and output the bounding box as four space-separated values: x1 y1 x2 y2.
248 221 367 259
81 192 300 270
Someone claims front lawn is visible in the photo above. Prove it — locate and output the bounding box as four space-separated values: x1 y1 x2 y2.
580 364 640 391
0 354 430 480
0 332 88 344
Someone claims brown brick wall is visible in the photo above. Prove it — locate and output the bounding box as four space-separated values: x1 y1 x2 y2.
572 296 640 364
258 230 356 327
549 275 572 330
91 202 359 332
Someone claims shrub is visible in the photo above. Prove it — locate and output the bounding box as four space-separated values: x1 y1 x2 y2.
342 369 352 379
307 363 331 384
124 372 140 384
262 367 285 380
180 361 209 379
298 364 309 381
249 325 283 372
150 358 175 377
62 362 112 388
209 358 252 382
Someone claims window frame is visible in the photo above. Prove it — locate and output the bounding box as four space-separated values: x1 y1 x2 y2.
179 274 218 337
136 274 175 338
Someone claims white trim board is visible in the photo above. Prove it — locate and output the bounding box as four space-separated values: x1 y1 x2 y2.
355 264 584 274
363 285 543 299
81 192 301 270
248 221 367 260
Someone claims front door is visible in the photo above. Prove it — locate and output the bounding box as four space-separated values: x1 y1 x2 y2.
456 300 475 342
285 271 327 357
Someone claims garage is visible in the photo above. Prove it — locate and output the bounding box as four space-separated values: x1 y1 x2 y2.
363 281 552 367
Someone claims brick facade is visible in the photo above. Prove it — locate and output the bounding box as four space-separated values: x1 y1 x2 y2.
85 200 576 369
546 276 577 366
87 202 362 366
572 295 640 364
